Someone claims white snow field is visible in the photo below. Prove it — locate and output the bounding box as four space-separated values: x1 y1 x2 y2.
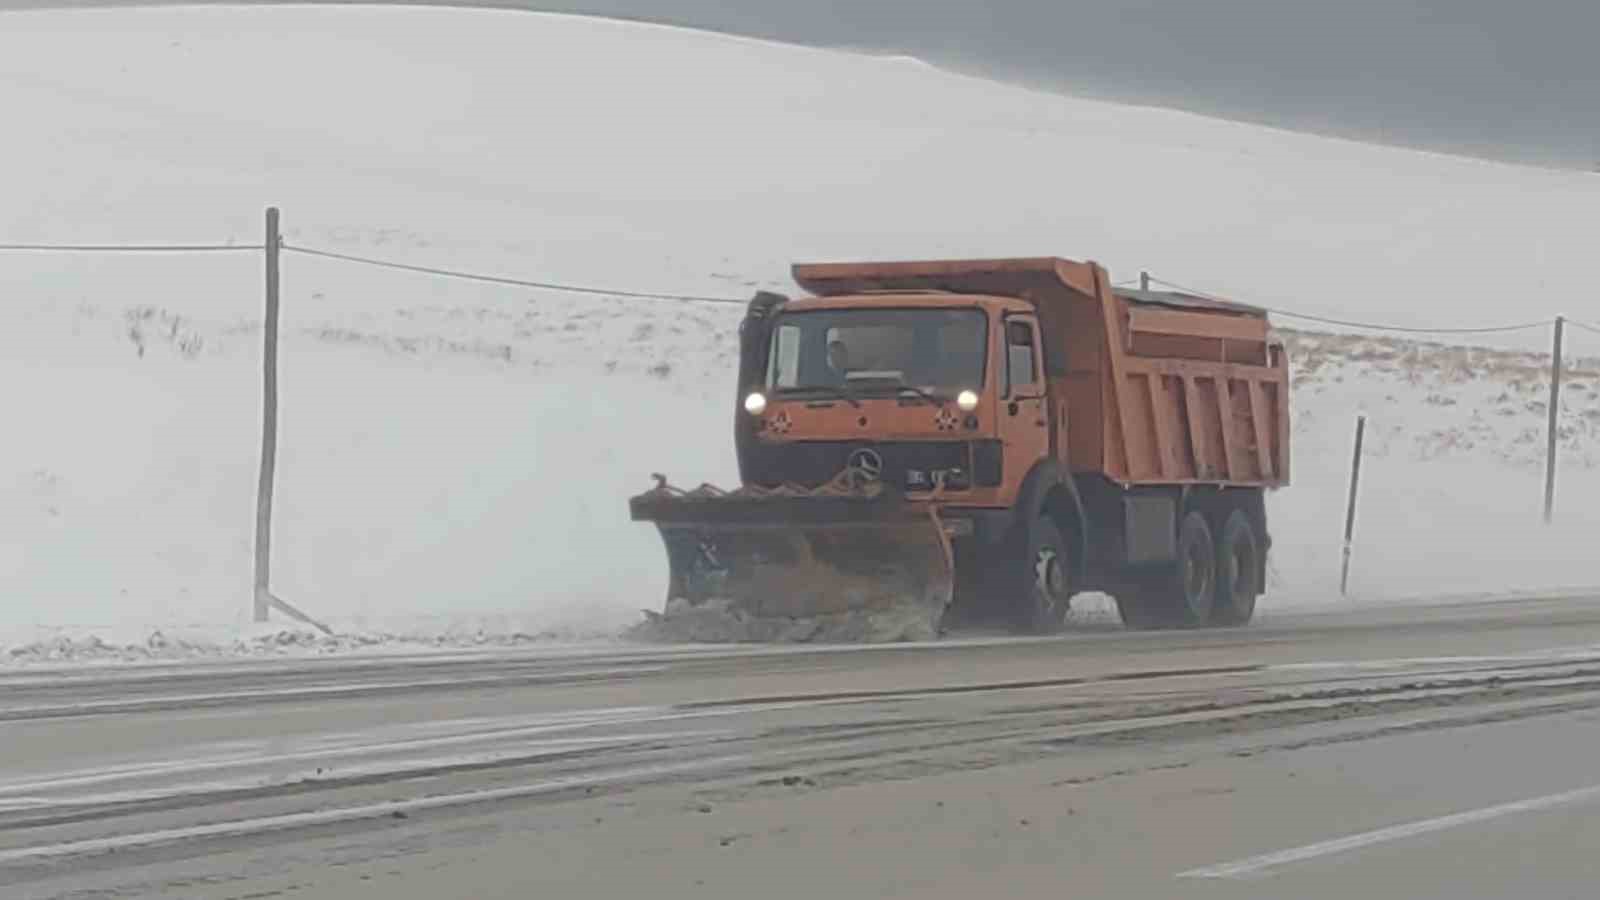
2 6 1599 659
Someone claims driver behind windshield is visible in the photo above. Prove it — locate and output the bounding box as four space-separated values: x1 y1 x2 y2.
826 339 851 383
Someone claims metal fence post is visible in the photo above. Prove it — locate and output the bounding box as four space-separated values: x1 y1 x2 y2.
1340 414 1366 597
1544 316 1565 524
254 207 281 622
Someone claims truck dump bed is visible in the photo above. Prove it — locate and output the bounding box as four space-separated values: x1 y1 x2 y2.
793 257 1290 488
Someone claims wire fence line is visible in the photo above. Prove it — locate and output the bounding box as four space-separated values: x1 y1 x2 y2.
1145 275 1552 336
0 237 748 305
1566 318 1600 339
0 234 1580 331
0 243 263 253
281 244 748 305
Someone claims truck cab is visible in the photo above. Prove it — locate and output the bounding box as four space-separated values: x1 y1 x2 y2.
738 292 1048 515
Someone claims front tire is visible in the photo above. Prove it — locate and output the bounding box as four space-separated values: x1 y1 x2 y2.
1016 517 1073 634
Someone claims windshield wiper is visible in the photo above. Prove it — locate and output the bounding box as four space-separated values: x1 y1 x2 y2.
779 385 862 408
895 385 946 406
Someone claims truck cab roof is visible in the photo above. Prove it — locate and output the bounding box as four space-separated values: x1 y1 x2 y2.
783 291 1036 314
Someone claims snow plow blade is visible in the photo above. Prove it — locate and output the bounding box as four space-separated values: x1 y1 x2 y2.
628 478 954 643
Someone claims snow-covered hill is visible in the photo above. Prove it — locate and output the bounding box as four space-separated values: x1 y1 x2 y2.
3 6 1598 655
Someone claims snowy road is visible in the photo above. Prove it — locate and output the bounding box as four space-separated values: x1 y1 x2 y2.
5 595 1600 897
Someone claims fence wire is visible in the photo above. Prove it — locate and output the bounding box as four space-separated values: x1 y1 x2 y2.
0 243 262 253
0 236 1585 334
1566 318 1600 338
283 244 748 305
1146 275 1551 336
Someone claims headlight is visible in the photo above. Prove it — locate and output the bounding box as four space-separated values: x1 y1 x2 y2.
956 390 979 412
744 392 768 415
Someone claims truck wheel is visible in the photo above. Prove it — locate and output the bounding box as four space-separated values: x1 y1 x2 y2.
1211 508 1261 626
1114 511 1216 629
1170 510 1217 627
1016 517 1073 634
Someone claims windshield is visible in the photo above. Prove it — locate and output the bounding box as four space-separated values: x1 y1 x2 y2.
766 308 987 396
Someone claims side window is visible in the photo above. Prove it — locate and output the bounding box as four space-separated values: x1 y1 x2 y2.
1005 319 1039 395
769 324 800 387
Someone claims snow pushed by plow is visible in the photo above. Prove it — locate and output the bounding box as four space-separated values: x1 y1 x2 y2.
629 597 943 644
3 6 1600 657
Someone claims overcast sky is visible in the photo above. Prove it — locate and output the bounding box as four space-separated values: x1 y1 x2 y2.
14 0 1600 168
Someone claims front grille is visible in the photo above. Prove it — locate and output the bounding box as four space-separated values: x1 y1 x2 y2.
748 441 971 491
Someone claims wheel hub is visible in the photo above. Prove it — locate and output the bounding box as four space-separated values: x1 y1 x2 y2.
1184 543 1211 599
1035 548 1068 602
1228 542 1255 598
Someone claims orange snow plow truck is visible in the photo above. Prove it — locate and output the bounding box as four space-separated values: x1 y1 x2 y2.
630 257 1289 642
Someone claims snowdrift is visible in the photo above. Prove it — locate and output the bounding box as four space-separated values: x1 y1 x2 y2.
3 6 1598 654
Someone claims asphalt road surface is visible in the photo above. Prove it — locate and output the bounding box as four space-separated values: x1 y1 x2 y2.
5 596 1600 898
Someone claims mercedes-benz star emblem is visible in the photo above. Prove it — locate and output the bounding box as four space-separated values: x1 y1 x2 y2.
847 448 884 481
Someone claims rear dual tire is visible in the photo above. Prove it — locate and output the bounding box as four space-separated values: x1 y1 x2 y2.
1114 510 1213 629
1213 508 1261 626
1115 504 1261 630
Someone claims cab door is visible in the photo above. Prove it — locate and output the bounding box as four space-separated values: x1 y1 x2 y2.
999 315 1049 490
